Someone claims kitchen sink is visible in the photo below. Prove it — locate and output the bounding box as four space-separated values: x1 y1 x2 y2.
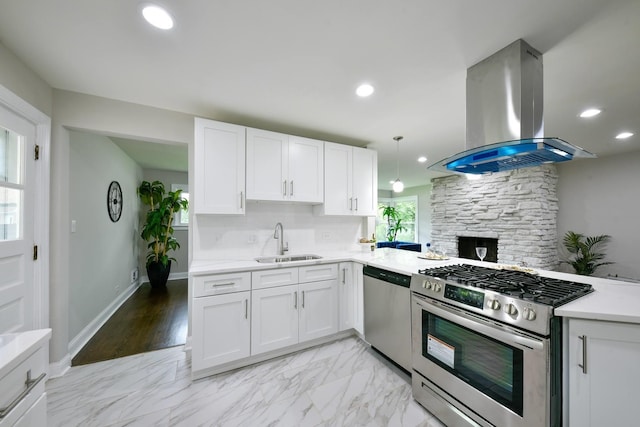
255 254 322 263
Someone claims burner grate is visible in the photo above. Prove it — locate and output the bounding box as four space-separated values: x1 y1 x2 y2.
418 264 593 307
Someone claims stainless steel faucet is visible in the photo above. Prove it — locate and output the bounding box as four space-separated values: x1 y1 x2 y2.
274 222 288 255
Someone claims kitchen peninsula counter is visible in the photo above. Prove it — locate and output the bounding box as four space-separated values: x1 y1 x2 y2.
190 248 640 324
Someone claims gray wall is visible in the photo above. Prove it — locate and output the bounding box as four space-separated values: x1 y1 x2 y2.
49 90 193 363
69 130 143 339
140 169 189 278
557 152 640 281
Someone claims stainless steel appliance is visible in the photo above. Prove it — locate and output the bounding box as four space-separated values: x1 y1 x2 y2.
410 265 593 427
363 265 412 372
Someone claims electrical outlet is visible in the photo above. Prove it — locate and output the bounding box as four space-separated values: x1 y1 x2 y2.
131 268 139 283
321 231 332 241
115 284 120 293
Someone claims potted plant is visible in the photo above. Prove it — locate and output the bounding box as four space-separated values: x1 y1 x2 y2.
137 180 188 288
381 205 407 242
562 231 614 276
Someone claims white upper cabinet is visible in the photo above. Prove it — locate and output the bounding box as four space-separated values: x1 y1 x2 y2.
316 142 377 216
246 129 323 203
194 118 246 214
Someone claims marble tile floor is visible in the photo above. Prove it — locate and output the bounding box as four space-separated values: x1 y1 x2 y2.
46 337 445 427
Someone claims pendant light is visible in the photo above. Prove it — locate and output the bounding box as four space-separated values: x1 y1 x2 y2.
392 136 404 192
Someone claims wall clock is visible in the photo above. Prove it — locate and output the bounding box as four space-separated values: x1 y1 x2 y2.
107 181 123 222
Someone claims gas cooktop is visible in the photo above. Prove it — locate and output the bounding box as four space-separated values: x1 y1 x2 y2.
417 264 593 308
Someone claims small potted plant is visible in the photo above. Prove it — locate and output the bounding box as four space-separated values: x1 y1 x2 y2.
381 205 407 242
562 231 613 276
137 180 188 288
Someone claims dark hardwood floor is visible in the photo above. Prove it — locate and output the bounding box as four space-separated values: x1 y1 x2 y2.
72 279 188 366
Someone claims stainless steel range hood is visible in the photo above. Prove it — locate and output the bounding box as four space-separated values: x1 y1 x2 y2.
430 39 595 175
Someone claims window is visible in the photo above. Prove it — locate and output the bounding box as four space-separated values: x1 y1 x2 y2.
376 196 418 242
171 184 189 227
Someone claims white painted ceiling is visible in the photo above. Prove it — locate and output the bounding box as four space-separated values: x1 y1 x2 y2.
1 0 638 189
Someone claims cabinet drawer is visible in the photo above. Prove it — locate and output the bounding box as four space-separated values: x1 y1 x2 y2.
299 264 338 283
252 268 299 290
193 272 251 297
0 346 47 426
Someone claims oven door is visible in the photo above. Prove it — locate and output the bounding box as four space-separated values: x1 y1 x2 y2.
411 293 551 427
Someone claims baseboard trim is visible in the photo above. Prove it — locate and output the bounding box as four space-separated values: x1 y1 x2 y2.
49 353 72 378
139 271 188 285
67 280 142 362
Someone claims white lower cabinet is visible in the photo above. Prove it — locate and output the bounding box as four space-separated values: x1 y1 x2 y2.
338 262 356 331
191 263 344 376
251 284 299 355
252 279 338 355
299 280 338 341
191 291 251 371
566 318 640 426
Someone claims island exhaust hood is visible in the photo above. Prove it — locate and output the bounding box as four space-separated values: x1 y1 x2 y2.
429 39 595 175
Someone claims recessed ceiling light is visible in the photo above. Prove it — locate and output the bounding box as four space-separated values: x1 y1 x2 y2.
142 4 174 30
616 132 634 140
356 84 374 97
579 108 602 118
417 156 427 163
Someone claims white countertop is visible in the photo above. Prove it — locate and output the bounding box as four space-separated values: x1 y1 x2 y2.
190 248 640 325
0 328 51 379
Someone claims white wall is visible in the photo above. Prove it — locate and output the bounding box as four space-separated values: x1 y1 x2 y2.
69 130 143 339
557 153 640 281
140 169 189 278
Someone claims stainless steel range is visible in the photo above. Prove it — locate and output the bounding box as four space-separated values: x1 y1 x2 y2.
410 264 593 427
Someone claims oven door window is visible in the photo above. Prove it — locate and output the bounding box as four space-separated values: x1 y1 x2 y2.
422 311 523 416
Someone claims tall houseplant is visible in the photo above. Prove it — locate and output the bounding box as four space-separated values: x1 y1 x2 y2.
562 231 613 276
381 205 407 242
138 180 188 288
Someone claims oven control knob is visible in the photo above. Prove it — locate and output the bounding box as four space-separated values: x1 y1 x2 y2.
432 283 442 293
423 280 432 290
504 303 518 316
523 307 537 321
488 299 501 310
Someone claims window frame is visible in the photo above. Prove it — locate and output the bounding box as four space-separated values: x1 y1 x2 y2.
171 183 189 229
377 195 418 242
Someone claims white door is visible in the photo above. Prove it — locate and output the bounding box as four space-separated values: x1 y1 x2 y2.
322 142 352 215
194 118 246 214
288 136 323 203
251 284 299 355
299 279 338 343
338 262 355 331
246 128 288 201
191 291 251 371
0 105 36 333
352 147 377 216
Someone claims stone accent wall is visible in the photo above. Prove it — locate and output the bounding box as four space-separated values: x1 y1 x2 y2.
431 165 559 269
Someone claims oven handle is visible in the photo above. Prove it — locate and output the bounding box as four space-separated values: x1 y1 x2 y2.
412 294 545 351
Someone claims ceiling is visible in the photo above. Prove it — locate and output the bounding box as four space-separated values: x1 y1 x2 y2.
1 0 638 189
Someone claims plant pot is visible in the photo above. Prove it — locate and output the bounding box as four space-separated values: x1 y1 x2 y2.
147 260 171 288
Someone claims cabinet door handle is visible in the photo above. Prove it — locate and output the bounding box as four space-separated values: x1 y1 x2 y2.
283 180 287 197
342 268 346 284
349 197 353 211
290 180 294 196
578 335 587 374
244 299 248 319
0 370 46 420
294 291 297 309
302 290 305 308
240 191 244 209
354 197 358 211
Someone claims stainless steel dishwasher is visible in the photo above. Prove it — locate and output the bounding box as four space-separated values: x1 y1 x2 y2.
363 265 412 372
